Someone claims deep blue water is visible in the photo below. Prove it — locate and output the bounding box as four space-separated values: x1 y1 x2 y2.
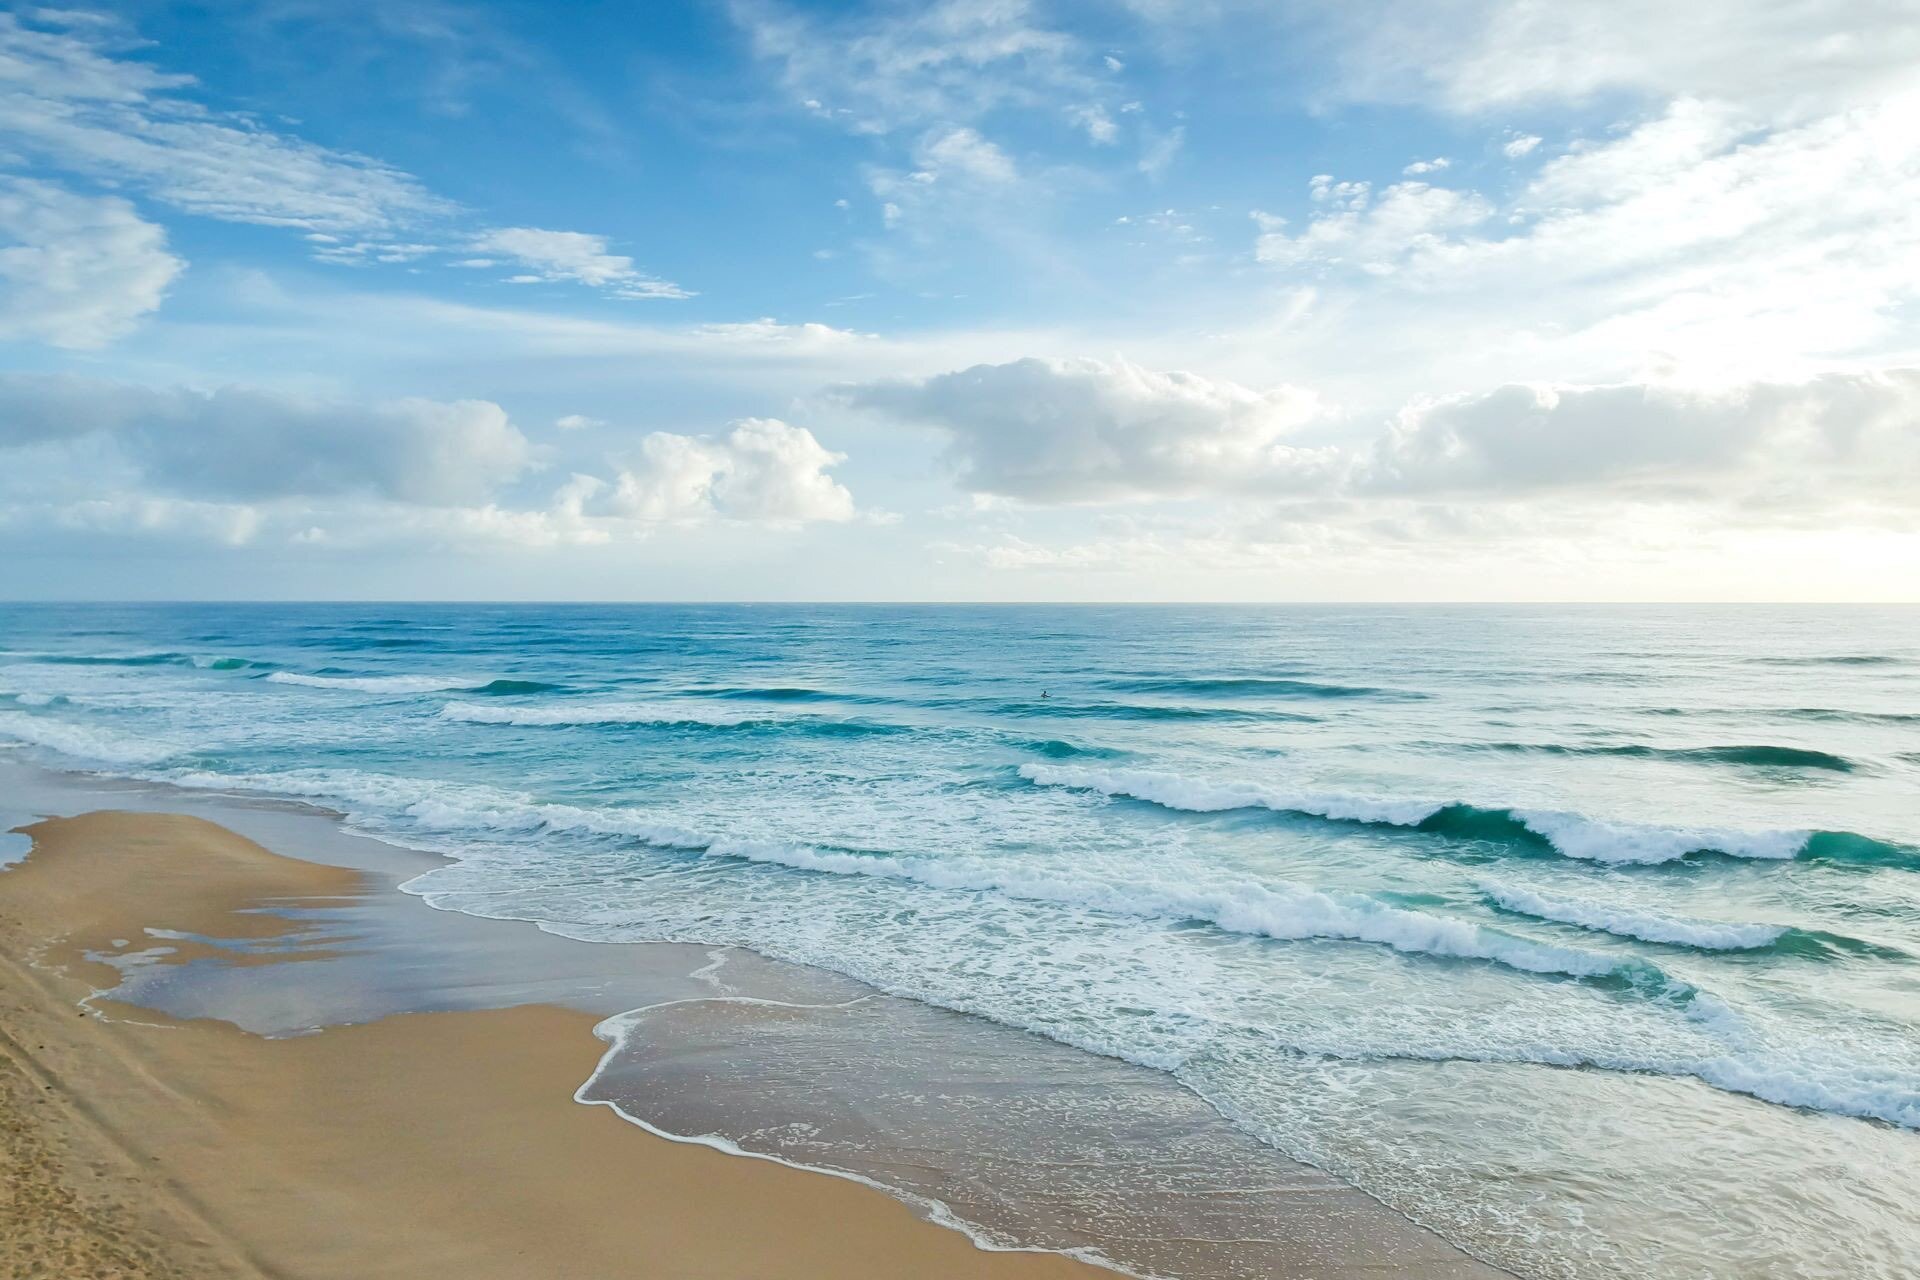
3 603 1918 1278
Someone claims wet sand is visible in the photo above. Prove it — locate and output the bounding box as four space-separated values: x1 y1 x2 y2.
0 810 1107 1279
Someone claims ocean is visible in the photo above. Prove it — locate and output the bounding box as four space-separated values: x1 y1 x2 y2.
2 602 1917 1278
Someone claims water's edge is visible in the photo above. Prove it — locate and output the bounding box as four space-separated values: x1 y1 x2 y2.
1 754 1510 1280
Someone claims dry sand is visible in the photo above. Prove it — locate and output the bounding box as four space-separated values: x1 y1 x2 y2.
0 810 1108 1280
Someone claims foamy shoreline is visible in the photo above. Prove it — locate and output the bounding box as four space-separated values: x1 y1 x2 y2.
0 757 1505 1280
0 801 1118 1280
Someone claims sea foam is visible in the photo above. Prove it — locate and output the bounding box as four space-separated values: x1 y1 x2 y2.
440 700 782 727
266 671 477 694
0 711 179 766
696 840 1677 988
1479 882 1788 950
1018 763 1876 865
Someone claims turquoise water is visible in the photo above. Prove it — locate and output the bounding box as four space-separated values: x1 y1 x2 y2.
3 603 1918 1277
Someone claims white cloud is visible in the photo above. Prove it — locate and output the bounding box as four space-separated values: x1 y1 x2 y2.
1403 156 1450 175
867 126 1023 234
11 491 618 553
1362 371 1920 501
0 177 182 347
1502 133 1542 158
734 0 1094 135
913 126 1016 183
1069 104 1119 144
833 356 1330 501
1138 125 1184 180
0 375 535 505
288 290 899 371
736 0 1149 260
0 12 448 232
468 227 692 299
0 13 665 304
1253 180 1492 273
47 495 267 547
692 317 867 347
1251 89 1920 386
1314 0 1920 117
554 414 603 431
603 418 856 522
835 354 1920 522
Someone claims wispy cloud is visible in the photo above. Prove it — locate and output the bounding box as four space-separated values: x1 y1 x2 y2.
733 0 1096 136
468 227 692 300
0 12 448 233
0 11 687 309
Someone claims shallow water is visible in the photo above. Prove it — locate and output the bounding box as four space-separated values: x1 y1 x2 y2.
2 603 1916 1278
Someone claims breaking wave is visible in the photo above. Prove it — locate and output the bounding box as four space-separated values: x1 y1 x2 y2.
1020 764 1918 868
266 671 478 693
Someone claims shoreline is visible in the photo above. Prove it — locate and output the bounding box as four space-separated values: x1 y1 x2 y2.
0 756 1512 1280
0 808 1110 1279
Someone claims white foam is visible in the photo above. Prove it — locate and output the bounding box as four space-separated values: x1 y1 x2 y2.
1018 764 1443 826
266 671 475 693
1691 1053 1920 1128
1508 809 1810 864
1020 763 1817 865
1480 882 1788 950
0 711 178 766
162 764 705 850
439 700 774 728
150 757 1645 986
699 840 1646 983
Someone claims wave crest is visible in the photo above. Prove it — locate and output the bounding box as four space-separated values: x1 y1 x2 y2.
1019 764 1916 867
266 671 481 694
1479 882 1787 950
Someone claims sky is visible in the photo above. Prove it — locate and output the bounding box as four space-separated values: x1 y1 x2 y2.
1 0 1917 601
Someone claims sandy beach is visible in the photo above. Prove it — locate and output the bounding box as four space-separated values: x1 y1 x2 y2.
0 809 1107 1280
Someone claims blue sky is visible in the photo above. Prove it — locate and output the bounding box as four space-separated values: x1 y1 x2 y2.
1 0 1917 600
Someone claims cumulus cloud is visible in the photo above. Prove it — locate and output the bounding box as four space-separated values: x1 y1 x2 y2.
468 227 692 299
835 355 1920 517
0 375 535 505
833 356 1330 501
0 177 183 347
1502 133 1542 158
601 418 856 522
1363 371 1920 499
